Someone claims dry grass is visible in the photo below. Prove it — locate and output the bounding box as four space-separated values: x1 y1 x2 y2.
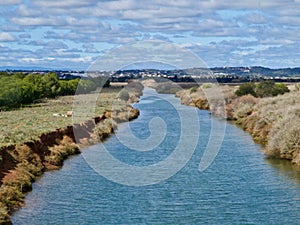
227 95 258 121
260 91 300 161
176 83 300 164
45 136 80 166
176 84 236 117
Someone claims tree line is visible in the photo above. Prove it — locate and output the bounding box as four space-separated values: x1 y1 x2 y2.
0 72 109 110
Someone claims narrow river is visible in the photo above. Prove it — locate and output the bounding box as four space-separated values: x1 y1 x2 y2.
12 88 300 224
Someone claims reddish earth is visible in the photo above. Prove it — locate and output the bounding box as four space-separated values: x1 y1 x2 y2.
0 114 105 186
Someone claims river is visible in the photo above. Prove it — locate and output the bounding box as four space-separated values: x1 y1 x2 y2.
12 88 300 224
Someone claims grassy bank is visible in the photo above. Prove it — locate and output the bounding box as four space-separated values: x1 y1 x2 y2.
172 82 300 165
140 80 300 165
0 82 143 224
0 87 137 148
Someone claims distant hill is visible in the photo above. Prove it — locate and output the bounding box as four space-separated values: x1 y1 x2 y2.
210 66 300 77
1 66 300 77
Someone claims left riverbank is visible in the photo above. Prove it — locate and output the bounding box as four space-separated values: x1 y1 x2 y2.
0 82 143 224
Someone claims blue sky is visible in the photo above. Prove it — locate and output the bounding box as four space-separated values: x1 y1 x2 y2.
0 0 300 70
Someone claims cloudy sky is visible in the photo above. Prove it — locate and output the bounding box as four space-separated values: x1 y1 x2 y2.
0 0 300 70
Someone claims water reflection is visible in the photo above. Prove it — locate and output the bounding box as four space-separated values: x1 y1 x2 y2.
266 157 300 186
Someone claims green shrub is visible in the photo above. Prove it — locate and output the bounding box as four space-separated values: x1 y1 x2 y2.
0 201 10 224
0 185 24 210
201 83 212 89
190 86 198 94
273 83 290 96
235 83 256 97
236 81 289 98
256 81 289 97
118 89 130 101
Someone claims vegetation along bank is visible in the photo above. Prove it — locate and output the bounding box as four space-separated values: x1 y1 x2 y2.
143 79 300 166
0 76 143 224
175 81 300 165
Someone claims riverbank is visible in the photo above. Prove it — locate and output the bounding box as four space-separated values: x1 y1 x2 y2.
174 83 300 166
0 82 143 224
142 79 300 165
11 84 300 225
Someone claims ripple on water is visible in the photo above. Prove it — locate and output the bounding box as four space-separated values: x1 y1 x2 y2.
12 89 300 225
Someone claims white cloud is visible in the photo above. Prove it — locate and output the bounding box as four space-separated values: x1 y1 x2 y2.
11 17 66 26
32 0 98 8
68 56 93 63
276 16 300 26
1 0 300 69
17 4 42 17
20 57 43 63
0 32 16 42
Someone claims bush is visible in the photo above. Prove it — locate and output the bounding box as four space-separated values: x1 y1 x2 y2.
235 83 256 97
0 185 24 210
267 113 300 159
190 86 198 94
229 95 258 120
273 83 290 96
118 89 130 101
235 81 289 98
201 83 212 89
46 136 80 166
256 81 289 97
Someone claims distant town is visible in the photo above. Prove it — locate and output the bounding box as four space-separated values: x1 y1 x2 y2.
2 66 300 83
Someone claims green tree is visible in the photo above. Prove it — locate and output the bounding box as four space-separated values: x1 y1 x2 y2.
23 74 45 99
58 79 79 95
92 76 110 88
0 72 83 110
20 80 35 104
41 73 61 97
0 82 23 108
77 79 97 94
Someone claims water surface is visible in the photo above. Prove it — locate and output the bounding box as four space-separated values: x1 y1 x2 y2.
12 88 300 224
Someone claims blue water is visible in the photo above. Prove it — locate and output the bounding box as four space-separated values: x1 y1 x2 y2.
12 88 300 224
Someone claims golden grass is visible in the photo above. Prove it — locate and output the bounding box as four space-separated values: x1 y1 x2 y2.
176 83 300 164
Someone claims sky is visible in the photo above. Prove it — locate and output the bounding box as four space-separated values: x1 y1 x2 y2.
0 0 300 70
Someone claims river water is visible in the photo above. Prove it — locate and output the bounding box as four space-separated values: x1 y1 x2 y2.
12 88 300 224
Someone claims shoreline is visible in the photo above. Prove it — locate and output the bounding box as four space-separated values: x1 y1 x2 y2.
142 79 300 166
0 84 142 224
173 83 300 166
